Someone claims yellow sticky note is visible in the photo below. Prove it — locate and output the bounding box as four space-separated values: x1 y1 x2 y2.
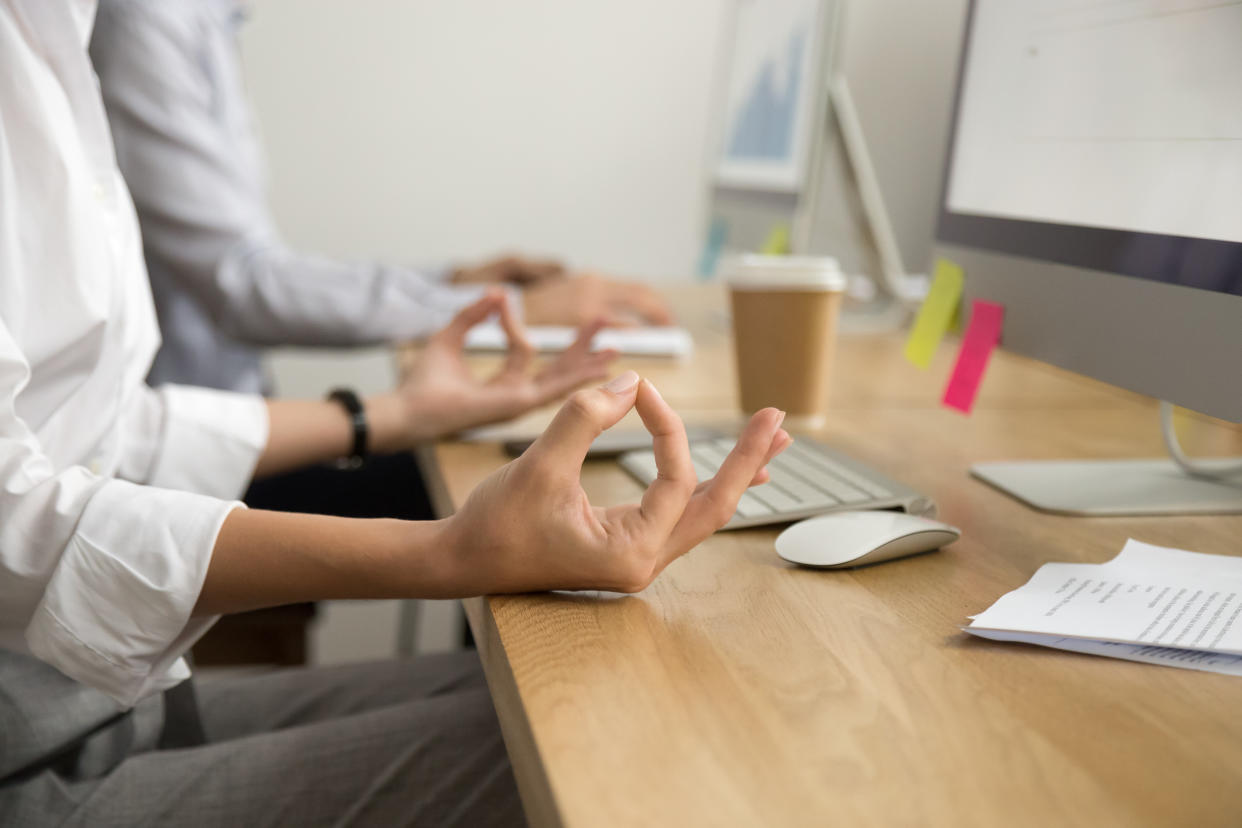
904 258 964 369
759 224 791 255
947 298 962 334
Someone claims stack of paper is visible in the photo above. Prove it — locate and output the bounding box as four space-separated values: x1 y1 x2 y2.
464 324 694 358
965 539 1242 676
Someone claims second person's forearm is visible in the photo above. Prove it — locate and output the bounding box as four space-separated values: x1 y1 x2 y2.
254 394 417 478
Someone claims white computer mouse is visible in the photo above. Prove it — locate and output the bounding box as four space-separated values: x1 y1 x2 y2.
775 510 961 569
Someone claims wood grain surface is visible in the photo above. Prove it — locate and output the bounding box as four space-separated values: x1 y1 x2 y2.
425 286 1242 827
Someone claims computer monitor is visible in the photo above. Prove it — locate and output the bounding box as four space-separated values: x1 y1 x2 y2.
933 0 1242 515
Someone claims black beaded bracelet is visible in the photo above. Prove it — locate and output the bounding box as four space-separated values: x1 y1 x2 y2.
326 388 368 468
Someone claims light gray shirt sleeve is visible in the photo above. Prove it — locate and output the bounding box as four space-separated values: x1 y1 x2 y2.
90 0 496 349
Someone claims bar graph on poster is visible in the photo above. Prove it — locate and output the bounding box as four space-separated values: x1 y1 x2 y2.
716 0 827 192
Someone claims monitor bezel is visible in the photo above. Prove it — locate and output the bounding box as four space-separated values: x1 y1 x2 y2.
934 0 1242 299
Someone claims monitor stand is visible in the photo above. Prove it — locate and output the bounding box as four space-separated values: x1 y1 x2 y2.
971 459 1242 516
972 402 1242 516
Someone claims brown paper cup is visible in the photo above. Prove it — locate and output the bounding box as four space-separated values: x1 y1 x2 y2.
724 255 846 428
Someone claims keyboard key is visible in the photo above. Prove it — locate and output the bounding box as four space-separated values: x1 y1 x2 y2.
694 441 732 468
765 474 839 510
748 481 801 513
783 443 891 499
624 452 658 483
818 460 893 499
770 453 869 504
618 436 926 530
734 492 774 519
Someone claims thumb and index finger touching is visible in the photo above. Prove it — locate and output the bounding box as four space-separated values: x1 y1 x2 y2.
437 289 507 348
528 370 642 472
663 409 789 561
529 370 791 551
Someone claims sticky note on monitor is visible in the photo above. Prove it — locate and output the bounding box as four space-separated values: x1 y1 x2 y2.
904 258 964 368
942 300 1004 414
759 224 791 255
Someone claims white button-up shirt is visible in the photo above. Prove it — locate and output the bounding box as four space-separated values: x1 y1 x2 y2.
90 0 494 394
0 0 268 706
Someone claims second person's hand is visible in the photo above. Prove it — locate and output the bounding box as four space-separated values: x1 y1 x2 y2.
522 272 674 328
370 290 618 449
450 254 567 286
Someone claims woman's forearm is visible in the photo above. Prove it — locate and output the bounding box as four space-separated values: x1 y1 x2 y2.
195 507 456 616
253 395 412 478
198 376 789 616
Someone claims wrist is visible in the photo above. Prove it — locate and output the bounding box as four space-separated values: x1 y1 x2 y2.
397 516 472 598
364 391 419 453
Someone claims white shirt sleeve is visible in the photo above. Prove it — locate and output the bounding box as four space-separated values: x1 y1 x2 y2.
117 383 269 497
0 0 271 710
90 1 500 348
25 479 240 707
0 331 265 706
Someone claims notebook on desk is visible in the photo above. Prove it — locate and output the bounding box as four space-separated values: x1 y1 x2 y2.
464 324 694 357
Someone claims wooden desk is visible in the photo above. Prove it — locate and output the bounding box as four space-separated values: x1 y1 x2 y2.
426 287 1242 827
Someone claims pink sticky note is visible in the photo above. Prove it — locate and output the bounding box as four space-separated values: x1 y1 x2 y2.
942 300 1004 414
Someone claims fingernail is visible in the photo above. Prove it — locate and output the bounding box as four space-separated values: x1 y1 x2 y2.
603 370 640 393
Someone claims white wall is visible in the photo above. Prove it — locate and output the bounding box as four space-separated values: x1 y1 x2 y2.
824 0 969 274
239 2 729 661
239 0 729 281
701 0 969 285
809 0 973 278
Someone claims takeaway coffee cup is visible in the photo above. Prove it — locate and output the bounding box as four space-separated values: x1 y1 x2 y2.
723 255 846 428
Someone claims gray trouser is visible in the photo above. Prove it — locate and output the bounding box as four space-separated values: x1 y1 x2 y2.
0 653 525 827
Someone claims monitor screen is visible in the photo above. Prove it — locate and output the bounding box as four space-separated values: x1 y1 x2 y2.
937 0 1242 297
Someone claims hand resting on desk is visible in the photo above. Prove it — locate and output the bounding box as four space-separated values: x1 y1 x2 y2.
201 364 788 614
522 272 674 328
440 371 791 594
450 253 567 286
450 254 673 327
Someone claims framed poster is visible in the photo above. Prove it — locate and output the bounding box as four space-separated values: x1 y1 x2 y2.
715 0 828 192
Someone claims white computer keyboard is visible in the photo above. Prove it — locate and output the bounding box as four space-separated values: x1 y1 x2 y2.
464 324 693 357
618 436 935 530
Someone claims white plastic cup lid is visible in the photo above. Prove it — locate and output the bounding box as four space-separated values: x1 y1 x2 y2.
722 254 846 292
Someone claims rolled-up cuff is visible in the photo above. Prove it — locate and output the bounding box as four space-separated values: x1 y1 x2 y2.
151 385 268 499
26 479 237 706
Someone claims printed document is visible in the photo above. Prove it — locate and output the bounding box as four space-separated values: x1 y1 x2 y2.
965 539 1242 675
